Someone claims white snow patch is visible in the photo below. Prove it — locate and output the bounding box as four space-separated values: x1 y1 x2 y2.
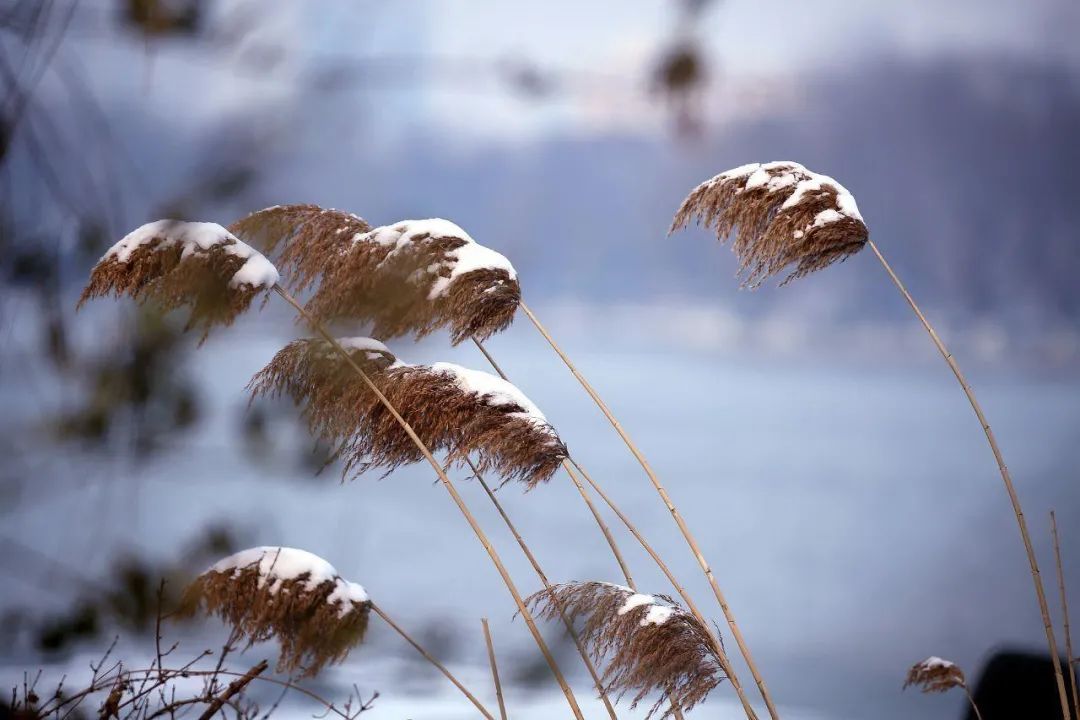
616 592 673 626
918 656 956 669
207 546 369 617
337 337 395 362
104 220 280 289
617 593 655 615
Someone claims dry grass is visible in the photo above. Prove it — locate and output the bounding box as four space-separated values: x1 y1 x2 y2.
228 204 371 294
308 223 520 344
249 338 568 488
903 657 967 694
670 161 868 287
182 561 371 678
78 223 274 342
526 582 725 718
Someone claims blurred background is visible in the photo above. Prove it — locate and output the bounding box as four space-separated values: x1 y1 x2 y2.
2 1 1079 718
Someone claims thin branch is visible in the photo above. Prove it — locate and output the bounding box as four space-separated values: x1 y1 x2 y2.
195 660 268 720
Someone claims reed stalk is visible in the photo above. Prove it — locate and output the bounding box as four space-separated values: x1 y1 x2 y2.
481 618 509 720
372 604 495 720
272 285 585 720
491 307 773 719
471 337 635 589
567 458 759 720
866 242 1071 720
1051 510 1080 719
466 458 620 720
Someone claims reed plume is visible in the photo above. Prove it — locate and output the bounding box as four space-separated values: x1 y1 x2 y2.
228 204 372 293
903 657 983 720
669 161 867 287
527 582 725 719
229 207 520 344
78 220 280 340
182 547 371 678
249 337 568 488
672 159 1071 719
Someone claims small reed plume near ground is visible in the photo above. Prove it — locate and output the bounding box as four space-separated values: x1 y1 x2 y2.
78 220 280 340
184 546 495 719
904 657 984 720
182 546 372 677
230 207 520 344
527 582 725 719
249 337 569 488
672 159 1072 719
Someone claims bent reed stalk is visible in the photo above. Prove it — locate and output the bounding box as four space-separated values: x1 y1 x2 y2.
373 603 495 720
470 337 636 590
471 335 757 720
465 460 620 720
271 285 585 720
500 306 775 719
867 242 1071 719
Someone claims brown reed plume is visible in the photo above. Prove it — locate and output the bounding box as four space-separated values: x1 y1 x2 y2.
527 582 725 719
249 337 568 488
78 220 280 340
669 161 868 287
229 207 520 344
228 204 372 293
181 546 371 678
904 657 983 720
672 159 1072 720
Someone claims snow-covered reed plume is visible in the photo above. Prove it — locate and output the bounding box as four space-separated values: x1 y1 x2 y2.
670 161 868 287
249 337 568 488
230 206 520 343
182 547 370 678
903 656 967 693
527 582 725 718
228 204 372 294
79 220 280 340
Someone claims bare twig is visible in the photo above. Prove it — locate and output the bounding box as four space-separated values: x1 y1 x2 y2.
196 660 268 720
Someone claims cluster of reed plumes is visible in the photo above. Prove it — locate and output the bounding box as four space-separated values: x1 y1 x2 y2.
249 337 568 488
527 582 724 719
74 152 1073 720
670 161 868 287
181 547 371 677
78 219 279 340
230 205 521 343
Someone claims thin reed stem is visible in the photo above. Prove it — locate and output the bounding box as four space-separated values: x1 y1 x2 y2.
468 458 620 720
372 603 494 720
481 619 509 720
568 458 760 720
472 343 693 720
510 303 776 719
963 688 985 720
1051 510 1080 719
272 285 584 720
472 337 635 589
865 242 1071 720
